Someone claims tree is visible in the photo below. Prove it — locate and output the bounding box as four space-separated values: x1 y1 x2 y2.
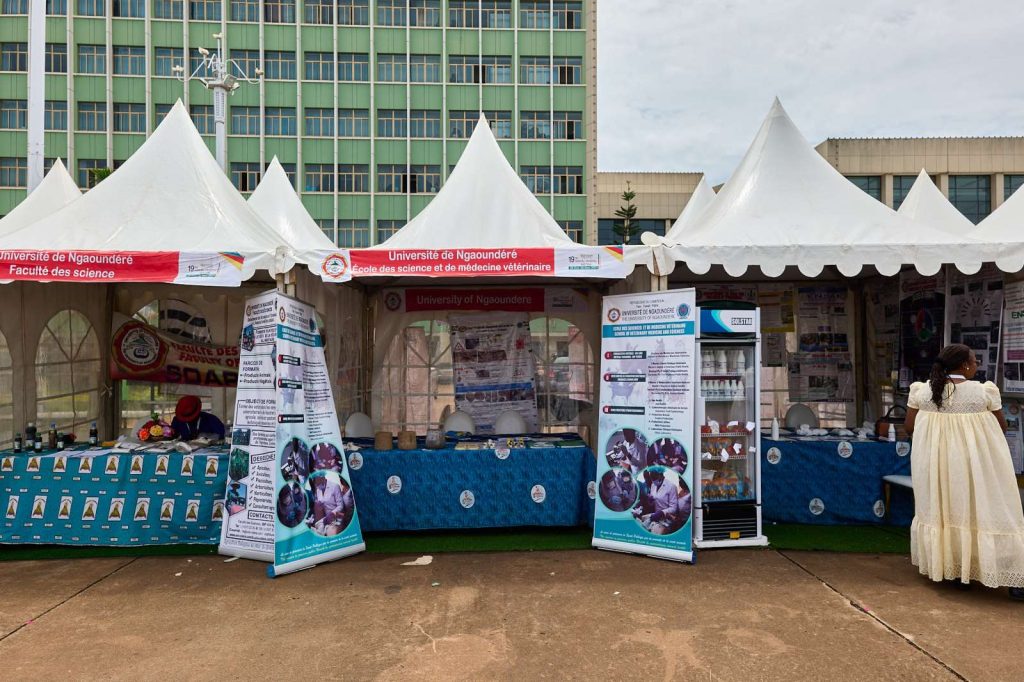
88 167 113 188
612 182 638 244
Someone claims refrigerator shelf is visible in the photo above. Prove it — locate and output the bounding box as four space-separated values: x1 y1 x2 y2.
700 372 747 378
700 433 752 438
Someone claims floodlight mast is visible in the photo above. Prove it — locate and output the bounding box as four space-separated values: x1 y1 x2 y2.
173 33 262 173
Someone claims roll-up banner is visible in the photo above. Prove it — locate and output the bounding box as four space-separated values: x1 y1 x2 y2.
219 291 365 573
270 294 364 577
219 291 279 561
593 289 697 563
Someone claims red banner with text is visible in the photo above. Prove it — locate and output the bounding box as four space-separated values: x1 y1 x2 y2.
109 316 239 387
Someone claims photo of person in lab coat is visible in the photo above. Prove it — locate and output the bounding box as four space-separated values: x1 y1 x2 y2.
632 466 689 535
598 468 637 512
306 471 354 536
603 428 650 475
648 437 688 476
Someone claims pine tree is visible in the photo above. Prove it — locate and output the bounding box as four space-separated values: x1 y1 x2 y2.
612 182 639 244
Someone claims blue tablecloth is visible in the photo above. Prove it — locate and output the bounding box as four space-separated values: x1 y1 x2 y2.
348 445 597 532
1 446 228 545
761 438 914 526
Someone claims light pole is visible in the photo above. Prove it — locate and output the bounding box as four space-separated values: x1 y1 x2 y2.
172 33 262 173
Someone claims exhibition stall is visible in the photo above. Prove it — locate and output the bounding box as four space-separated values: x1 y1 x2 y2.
290 117 660 532
645 100 1024 526
0 103 337 545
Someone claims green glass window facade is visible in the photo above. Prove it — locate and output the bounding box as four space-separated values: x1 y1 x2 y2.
1005 175 1024 201
892 174 917 210
0 1 594 244
846 175 882 201
0 157 27 187
948 175 991 224
0 100 26 130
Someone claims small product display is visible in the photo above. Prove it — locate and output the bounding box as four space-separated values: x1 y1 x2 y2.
137 413 177 442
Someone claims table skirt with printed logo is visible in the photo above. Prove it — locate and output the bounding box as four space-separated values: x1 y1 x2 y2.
1 447 228 545
760 438 914 525
346 445 597 532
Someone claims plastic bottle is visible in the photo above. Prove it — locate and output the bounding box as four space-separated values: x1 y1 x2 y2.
736 378 745 398
89 422 98 446
702 350 714 372
56 430 65 451
735 350 746 373
25 422 36 444
13 433 22 453
47 422 57 450
887 423 896 442
771 417 780 440
715 349 728 373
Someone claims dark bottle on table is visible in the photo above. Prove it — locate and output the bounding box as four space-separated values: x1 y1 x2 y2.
56 430 65 451
13 433 22 452
34 435 43 452
47 422 57 450
89 422 98 446
25 422 36 444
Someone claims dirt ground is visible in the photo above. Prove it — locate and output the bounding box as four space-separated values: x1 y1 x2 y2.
1 547 1020 680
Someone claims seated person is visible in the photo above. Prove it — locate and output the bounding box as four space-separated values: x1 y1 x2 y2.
171 395 225 441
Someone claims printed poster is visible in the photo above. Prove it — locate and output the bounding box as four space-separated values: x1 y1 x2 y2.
899 272 946 389
449 312 539 434
696 284 756 309
947 267 1003 384
219 291 279 561
758 285 795 333
1004 400 1024 474
789 286 852 402
271 294 364 577
593 289 696 563
109 313 239 388
787 353 854 403
1003 280 1024 394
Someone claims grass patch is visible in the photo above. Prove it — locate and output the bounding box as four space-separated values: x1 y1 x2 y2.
765 523 910 554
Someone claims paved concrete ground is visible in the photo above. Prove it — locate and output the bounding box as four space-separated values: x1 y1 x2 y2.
0 548 1019 680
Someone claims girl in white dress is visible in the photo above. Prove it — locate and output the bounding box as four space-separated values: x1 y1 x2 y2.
905 343 1024 600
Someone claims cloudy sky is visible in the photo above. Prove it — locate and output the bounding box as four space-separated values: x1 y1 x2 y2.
597 0 1024 183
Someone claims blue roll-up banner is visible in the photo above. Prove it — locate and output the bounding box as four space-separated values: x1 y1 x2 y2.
270 294 365 576
217 290 364 575
593 289 697 563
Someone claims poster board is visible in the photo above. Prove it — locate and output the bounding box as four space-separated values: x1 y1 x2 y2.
449 312 539 434
788 287 853 403
946 267 1003 384
899 272 946 389
592 289 696 563
1003 280 1024 394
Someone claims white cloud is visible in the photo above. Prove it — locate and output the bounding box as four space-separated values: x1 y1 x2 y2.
597 0 1024 183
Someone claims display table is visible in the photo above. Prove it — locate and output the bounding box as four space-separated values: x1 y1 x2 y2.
760 437 913 526
1 445 228 546
347 442 597 532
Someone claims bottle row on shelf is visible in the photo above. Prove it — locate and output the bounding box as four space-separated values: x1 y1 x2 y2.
700 378 746 400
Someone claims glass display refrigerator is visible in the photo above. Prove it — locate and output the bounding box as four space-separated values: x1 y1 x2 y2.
693 308 768 548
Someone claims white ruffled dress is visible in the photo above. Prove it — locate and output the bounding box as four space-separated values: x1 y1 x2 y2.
908 380 1024 587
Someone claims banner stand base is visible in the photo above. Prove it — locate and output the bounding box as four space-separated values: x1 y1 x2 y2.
218 546 273 563
268 542 367 578
593 537 695 564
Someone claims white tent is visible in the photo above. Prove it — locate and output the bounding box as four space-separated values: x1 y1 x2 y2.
0 100 288 280
0 159 80 238
248 157 336 252
973 179 1024 272
665 99 983 278
644 175 716 247
897 169 974 235
373 115 576 249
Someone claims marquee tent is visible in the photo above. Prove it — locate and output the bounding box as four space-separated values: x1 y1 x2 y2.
0 101 288 286
973 176 1024 273
659 99 984 278
248 157 336 252
303 115 643 282
896 169 975 235
644 175 716 247
0 159 80 239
